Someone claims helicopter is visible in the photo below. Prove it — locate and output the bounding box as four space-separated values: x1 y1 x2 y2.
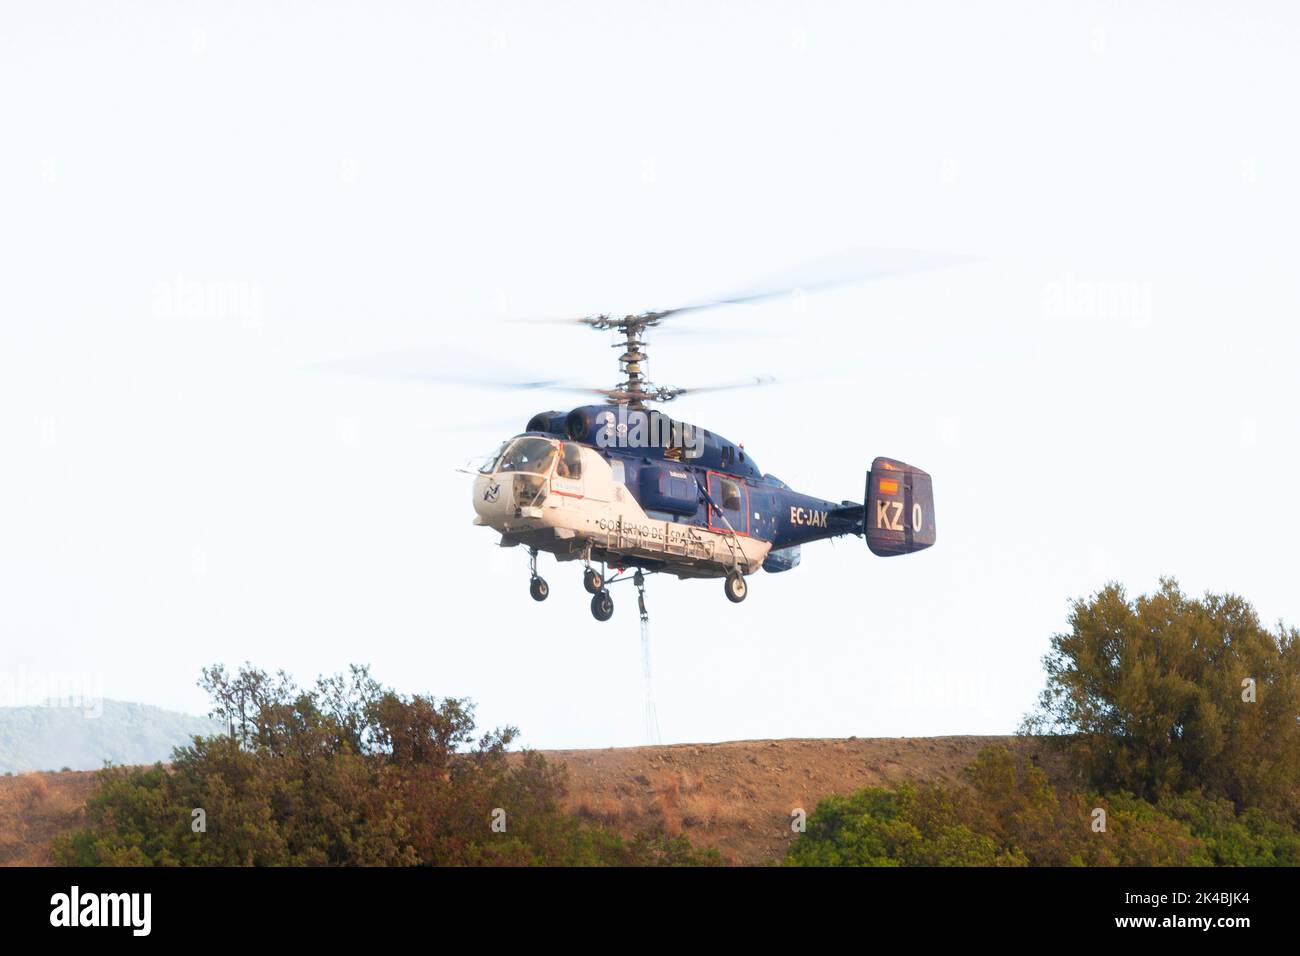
460 252 944 622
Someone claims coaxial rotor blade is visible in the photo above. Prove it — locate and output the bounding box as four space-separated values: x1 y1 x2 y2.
306 347 602 394
653 246 977 321
500 246 976 329
422 414 535 434
501 315 786 343
652 375 778 401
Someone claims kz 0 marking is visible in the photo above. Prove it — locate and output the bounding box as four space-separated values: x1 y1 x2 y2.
875 499 924 533
865 457 935 557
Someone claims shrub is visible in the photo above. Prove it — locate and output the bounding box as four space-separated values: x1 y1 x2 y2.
1023 579 1300 820
786 746 1296 867
786 778 1018 867
54 664 719 867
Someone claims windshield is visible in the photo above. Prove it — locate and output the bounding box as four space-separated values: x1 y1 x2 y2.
478 441 509 474
496 437 558 475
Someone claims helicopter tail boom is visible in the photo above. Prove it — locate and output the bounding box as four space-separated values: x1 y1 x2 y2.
864 457 936 557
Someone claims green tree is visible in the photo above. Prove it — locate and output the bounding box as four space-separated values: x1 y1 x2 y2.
785 747 1252 867
1023 579 1300 819
54 664 719 867
785 780 1018 867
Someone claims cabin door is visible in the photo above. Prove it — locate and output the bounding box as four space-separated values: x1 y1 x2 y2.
707 472 749 535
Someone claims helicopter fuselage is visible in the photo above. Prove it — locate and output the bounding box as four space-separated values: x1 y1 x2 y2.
330 248 951 615
470 405 920 584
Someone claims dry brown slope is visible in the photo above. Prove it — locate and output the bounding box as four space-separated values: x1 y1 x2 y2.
1 735 1049 866
551 734 1054 864
0 770 98 866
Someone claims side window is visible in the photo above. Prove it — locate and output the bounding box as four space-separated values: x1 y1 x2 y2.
558 443 582 479
720 478 742 512
720 445 733 469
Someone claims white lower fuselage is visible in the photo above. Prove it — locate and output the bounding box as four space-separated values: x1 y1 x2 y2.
471 439 770 579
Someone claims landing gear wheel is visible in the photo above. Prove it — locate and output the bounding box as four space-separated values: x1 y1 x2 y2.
529 576 549 602
582 568 604 594
724 572 748 604
590 589 614 622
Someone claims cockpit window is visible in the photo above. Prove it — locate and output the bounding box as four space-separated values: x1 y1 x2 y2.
478 441 509 474
496 437 558 475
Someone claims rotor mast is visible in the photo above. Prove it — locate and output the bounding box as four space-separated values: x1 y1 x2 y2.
586 312 670 410
616 319 650 411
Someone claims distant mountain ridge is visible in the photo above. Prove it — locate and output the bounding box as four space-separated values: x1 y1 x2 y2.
0 700 222 774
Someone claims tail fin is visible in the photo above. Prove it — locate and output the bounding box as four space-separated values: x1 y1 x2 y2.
865 457 936 556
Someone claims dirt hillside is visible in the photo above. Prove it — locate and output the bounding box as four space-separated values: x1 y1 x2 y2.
0 769 100 866
551 735 1058 864
1 735 1052 866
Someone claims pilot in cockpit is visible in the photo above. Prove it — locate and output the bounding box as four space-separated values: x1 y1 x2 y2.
556 443 582 480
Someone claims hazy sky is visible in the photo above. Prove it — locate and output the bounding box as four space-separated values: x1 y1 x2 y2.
2 1 1297 748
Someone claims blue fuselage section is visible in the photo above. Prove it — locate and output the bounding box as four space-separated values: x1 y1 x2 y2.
606 452 853 548
524 405 860 552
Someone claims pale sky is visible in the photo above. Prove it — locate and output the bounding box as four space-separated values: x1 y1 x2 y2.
2 1 1297 749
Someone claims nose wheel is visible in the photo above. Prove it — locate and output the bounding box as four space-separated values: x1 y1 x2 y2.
582 567 604 594
724 571 748 603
